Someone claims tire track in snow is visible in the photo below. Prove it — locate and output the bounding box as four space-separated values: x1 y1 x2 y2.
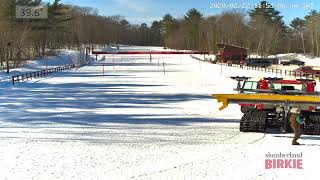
130 132 266 179
249 133 266 144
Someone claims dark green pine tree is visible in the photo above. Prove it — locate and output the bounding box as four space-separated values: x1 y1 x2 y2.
32 0 73 54
184 8 203 50
150 20 163 46
161 14 175 35
249 1 285 28
290 18 305 31
184 8 203 22
47 0 73 30
248 1 288 55
290 17 306 53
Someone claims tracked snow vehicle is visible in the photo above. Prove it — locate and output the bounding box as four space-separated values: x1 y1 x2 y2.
212 76 320 135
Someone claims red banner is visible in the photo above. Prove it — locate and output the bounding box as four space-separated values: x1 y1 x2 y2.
92 51 209 55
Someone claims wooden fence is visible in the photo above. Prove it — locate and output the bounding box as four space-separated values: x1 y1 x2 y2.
190 55 320 81
12 64 76 85
11 47 101 85
228 63 283 75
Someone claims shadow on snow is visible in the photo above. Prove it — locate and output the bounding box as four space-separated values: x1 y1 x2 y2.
0 80 236 126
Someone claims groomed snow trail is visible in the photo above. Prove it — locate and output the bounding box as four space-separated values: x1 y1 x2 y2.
0 46 320 180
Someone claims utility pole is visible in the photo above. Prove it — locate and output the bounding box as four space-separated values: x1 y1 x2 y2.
85 47 88 62
103 63 105 76
6 42 11 74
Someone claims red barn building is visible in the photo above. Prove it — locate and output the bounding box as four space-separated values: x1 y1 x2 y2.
217 44 248 64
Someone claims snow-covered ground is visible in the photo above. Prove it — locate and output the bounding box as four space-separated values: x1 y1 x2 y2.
271 53 320 67
0 46 320 180
0 50 84 83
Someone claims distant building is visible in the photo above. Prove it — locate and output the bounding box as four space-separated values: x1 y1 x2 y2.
217 44 248 64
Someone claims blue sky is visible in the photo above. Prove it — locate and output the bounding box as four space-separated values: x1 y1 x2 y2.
44 0 320 25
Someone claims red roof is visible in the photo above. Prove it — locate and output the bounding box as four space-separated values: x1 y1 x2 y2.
216 44 249 50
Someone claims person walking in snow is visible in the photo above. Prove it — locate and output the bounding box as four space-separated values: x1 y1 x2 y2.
290 108 304 145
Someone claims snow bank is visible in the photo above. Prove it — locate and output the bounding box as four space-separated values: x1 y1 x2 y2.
0 50 86 83
270 53 320 66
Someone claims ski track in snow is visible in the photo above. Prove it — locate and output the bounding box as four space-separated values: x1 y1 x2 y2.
0 46 319 180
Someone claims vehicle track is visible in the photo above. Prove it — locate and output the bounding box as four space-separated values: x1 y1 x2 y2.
130 132 266 179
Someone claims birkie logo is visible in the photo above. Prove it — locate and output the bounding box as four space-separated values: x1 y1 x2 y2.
265 152 303 169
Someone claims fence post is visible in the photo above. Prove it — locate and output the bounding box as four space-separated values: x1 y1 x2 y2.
163 61 166 75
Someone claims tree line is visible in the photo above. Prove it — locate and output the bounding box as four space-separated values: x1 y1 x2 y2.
0 0 161 72
156 1 320 57
0 0 319 73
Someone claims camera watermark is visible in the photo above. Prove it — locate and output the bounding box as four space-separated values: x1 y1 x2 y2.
210 2 314 9
16 6 48 19
265 152 303 169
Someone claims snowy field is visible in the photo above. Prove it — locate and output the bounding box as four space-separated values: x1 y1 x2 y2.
0 46 320 179
0 50 83 83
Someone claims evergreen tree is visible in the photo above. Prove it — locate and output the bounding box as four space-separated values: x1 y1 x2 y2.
290 17 306 53
184 8 203 50
184 8 202 22
249 1 285 28
248 1 287 56
150 21 163 46
161 14 175 35
120 19 129 28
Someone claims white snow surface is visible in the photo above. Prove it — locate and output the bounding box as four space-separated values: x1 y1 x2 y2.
0 50 84 83
0 46 319 180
